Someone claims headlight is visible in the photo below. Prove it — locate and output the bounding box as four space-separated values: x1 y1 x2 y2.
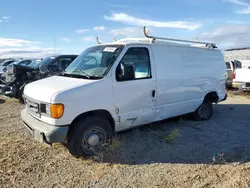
45 104 51 116
42 103 64 119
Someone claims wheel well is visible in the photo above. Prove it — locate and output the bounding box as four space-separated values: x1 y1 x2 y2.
71 110 115 132
205 92 219 103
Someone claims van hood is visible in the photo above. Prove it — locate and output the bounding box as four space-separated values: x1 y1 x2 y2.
23 75 98 103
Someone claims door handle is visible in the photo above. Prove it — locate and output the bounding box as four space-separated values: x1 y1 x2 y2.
152 90 156 98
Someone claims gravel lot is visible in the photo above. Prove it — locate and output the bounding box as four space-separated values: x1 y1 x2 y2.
1 95 250 188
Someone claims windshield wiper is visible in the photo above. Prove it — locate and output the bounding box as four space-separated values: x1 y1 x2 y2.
62 70 103 79
62 70 90 78
79 71 91 78
61 72 88 79
71 70 91 78
88 75 103 79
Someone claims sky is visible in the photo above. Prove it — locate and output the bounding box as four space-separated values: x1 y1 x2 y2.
0 0 250 58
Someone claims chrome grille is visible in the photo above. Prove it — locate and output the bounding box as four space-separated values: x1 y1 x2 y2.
25 97 41 118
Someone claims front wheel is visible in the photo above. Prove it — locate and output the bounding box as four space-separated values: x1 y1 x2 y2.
67 116 113 157
192 99 213 121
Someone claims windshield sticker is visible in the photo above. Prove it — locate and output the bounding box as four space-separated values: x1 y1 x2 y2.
103 47 117 52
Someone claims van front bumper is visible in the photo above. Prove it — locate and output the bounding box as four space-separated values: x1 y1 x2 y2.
21 108 69 144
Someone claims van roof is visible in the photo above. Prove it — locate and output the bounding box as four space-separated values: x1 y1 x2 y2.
98 37 219 50
96 26 218 50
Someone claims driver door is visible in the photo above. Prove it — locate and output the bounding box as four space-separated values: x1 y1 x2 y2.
112 46 157 130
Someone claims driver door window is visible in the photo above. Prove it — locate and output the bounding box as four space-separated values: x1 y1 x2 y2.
116 47 151 81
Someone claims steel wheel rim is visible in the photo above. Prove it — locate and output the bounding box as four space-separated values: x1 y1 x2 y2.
81 127 106 152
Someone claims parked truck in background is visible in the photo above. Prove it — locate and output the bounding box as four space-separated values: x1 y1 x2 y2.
225 60 250 90
225 60 242 88
232 68 250 91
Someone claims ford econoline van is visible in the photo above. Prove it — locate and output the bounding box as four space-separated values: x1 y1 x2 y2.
21 27 227 156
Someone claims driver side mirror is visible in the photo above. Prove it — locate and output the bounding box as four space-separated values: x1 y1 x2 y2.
116 62 135 81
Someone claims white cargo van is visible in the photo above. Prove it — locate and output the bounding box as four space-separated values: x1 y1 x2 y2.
21 27 227 156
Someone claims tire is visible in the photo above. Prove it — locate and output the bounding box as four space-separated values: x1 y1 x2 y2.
67 116 113 157
192 99 213 121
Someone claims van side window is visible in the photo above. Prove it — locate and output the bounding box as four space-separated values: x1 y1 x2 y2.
116 47 151 81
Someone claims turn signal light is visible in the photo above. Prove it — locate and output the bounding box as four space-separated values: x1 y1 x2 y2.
50 104 64 119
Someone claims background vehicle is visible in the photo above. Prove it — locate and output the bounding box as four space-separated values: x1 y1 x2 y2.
0 58 36 75
232 68 250 91
226 60 250 90
225 60 242 88
21 27 227 157
0 59 16 73
0 55 77 103
239 60 250 69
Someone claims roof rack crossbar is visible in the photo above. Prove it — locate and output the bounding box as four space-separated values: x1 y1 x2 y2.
143 26 217 48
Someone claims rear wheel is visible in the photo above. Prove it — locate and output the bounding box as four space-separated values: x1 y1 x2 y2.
192 99 213 121
67 116 113 157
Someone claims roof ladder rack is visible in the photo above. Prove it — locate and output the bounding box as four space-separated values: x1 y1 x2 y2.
96 37 101 44
143 26 217 49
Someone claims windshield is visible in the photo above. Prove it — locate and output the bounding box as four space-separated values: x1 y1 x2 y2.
28 57 55 68
11 59 22 65
1 60 15 66
65 45 124 78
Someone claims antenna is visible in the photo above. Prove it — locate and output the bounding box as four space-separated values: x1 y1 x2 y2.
96 37 101 44
113 36 117 42
143 26 217 48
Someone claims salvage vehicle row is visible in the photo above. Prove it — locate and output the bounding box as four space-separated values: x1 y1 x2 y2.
0 55 77 102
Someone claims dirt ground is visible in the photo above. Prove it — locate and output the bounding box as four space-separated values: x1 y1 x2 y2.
1 95 250 188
